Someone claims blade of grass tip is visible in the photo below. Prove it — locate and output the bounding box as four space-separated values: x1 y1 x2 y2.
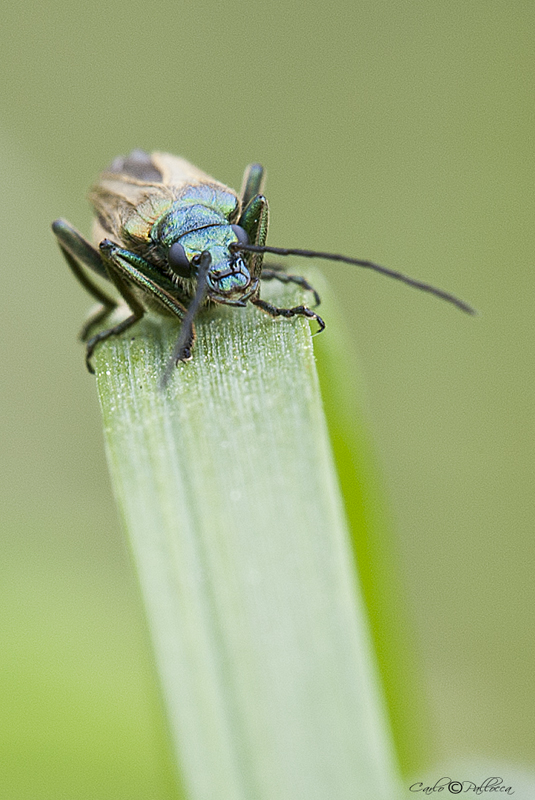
93 278 403 800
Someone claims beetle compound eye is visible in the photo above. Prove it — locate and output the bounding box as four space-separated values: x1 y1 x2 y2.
231 224 250 246
168 241 192 278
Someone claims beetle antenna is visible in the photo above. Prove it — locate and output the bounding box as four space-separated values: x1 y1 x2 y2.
161 251 211 388
231 243 476 315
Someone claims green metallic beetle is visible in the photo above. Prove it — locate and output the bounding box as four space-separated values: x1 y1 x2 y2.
52 149 474 379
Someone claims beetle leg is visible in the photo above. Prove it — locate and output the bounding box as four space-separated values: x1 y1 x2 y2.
51 219 117 325
52 219 109 280
260 269 321 307
99 241 189 319
238 194 269 284
99 239 186 319
79 304 115 342
93 240 194 371
240 163 265 209
51 220 119 344
239 194 269 247
251 297 325 333
76 247 145 373
85 313 141 374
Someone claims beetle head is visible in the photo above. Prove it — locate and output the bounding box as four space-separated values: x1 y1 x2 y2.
167 224 257 305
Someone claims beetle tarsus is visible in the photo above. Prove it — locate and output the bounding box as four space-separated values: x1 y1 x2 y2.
252 297 325 334
85 313 141 373
176 347 192 363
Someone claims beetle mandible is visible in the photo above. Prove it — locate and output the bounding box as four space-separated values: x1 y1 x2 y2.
52 149 474 379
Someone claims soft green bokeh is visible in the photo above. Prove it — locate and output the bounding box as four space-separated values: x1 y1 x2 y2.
1 1 533 797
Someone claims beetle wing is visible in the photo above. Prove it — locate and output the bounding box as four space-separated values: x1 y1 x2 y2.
89 174 174 243
89 151 236 248
150 152 217 187
150 153 240 218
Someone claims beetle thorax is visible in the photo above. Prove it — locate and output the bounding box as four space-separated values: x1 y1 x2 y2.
151 202 256 305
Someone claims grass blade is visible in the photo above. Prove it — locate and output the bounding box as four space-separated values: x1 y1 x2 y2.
94 280 401 800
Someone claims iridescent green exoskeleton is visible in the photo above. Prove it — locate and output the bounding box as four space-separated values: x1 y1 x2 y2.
52 149 475 380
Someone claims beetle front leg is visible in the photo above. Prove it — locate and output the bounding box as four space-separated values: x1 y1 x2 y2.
260 269 321 307
97 240 194 370
240 163 265 209
238 194 269 285
252 297 325 333
99 241 188 317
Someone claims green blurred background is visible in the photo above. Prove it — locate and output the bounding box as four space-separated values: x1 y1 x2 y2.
0 1 533 797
